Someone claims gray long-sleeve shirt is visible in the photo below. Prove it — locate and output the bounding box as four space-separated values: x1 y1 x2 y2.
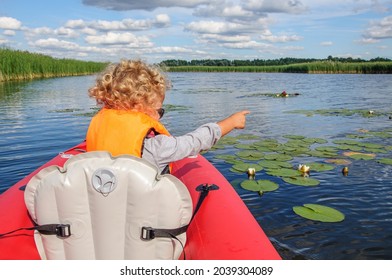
142 123 222 173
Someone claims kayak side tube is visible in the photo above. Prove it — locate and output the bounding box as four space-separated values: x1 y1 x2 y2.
172 155 281 260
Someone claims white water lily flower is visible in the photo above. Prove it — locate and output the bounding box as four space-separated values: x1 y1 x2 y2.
298 164 310 173
247 167 256 175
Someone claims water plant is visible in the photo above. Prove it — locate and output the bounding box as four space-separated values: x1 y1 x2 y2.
0 48 108 82
212 126 391 190
282 176 320 187
241 180 279 195
376 158 392 165
287 108 392 119
293 204 345 222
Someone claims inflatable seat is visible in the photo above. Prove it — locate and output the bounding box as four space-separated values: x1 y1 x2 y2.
24 151 192 260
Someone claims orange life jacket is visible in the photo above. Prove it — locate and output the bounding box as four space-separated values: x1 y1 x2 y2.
86 108 170 157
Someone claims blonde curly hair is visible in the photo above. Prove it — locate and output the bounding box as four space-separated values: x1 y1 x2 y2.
89 59 170 110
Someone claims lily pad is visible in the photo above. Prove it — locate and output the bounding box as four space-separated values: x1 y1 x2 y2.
266 168 301 177
264 153 293 161
255 146 274 152
377 158 392 165
333 139 363 146
234 143 257 150
303 162 335 172
293 204 345 222
258 160 293 169
343 151 376 160
315 146 339 153
336 145 363 152
214 154 242 164
218 136 239 145
230 163 263 173
253 140 281 150
302 138 328 144
241 180 279 192
360 142 384 149
308 150 338 158
283 135 305 140
236 150 264 160
325 158 352 165
364 148 388 154
284 140 311 148
282 176 320 186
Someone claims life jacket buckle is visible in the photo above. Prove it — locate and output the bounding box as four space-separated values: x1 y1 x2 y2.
56 224 71 238
141 226 155 241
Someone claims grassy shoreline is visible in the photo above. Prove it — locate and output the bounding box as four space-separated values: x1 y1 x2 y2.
2 48 391 81
0 48 108 82
166 61 392 74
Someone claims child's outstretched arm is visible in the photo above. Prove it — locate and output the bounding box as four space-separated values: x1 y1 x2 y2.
217 110 250 137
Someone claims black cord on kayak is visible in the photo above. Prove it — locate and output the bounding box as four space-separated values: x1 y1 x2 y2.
0 224 71 238
0 226 36 237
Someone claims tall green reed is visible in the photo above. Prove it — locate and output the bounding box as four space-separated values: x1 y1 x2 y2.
0 48 108 82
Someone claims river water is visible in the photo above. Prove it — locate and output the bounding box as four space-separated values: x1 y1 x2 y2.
1 72 391 260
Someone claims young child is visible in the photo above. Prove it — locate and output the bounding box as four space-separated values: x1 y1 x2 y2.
86 59 250 174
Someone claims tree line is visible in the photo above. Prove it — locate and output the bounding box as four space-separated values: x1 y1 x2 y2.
160 56 391 67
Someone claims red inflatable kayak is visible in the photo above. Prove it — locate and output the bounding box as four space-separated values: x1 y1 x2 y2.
0 142 281 260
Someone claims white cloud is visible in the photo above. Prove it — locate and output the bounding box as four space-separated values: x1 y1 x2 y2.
3 30 16 36
320 41 333 46
65 19 87 29
153 46 192 53
154 14 171 27
260 33 302 43
0 38 9 44
81 27 97 35
357 38 380 44
222 40 271 49
55 27 79 37
65 17 171 32
185 20 249 34
31 38 81 51
0 17 22 30
85 31 153 47
243 0 308 15
200 33 252 43
194 2 256 20
24 26 79 39
222 5 254 17
363 15 392 40
93 19 149 31
82 0 213 11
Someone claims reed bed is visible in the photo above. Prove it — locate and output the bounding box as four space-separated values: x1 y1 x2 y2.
0 48 108 82
167 61 392 74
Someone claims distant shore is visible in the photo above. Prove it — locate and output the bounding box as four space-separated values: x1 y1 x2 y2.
165 61 392 74
2 48 391 82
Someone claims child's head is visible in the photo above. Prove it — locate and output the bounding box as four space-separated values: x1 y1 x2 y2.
89 59 170 113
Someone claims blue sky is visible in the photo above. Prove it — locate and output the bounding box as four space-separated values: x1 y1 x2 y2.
0 0 391 63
